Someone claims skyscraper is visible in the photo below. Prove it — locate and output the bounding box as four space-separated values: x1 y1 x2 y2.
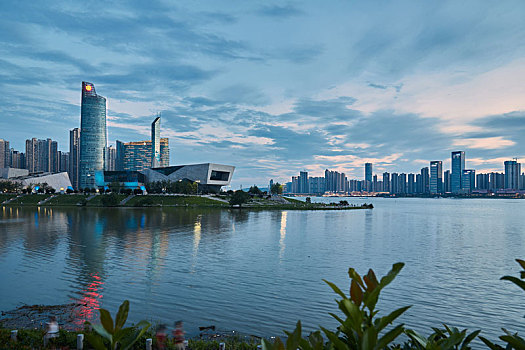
420 167 430 194
504 160 521 190
444 170 451 193
451 151 465 194
116 139 169 172
0 139 9 169
69 128 81 189
105 145 117 171
429 161 443 194
462 169 475 193
79 81 107 189
382 172 390 193
365 163 372 191
299 171 309 193
151 116 161 168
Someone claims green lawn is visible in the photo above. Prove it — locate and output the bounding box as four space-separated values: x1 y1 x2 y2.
125 195 228 207
45 194 89 206
86 194 128 206
8 194 51 205
0 194 17 203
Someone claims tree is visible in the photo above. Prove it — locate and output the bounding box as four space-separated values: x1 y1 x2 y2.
101 193 120 207
109 181 121 193
271 182 283 195
229 190 251 207
249 185 262 195
305 197 311 203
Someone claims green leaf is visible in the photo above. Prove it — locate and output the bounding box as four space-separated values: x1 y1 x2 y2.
375 306 411 332
349 268 365 288
375 324 405 350
85 333 108 350
120 321 150 350
406 329 428 348
461 330 481 349
350 280 364 306
285 321 302 350
99 308 115 334
262 338 275 350
379 263 404 289
91 323 113 342
324 280 347 299
321 327 349 350
362 326 378 350
479 336 505 350
329 312 346 325
115 300 130 331
499 335 525 350
501 276 525 292
516 259 525 271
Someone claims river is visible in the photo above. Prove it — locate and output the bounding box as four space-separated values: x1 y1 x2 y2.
0 198 524 342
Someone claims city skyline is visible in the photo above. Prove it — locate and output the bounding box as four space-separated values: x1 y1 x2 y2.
1 1 525 187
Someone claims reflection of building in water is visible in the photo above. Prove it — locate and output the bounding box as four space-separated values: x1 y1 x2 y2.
191 215 202 273
279 211 288 261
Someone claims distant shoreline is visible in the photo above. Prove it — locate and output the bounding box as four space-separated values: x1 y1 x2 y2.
0 193 373 210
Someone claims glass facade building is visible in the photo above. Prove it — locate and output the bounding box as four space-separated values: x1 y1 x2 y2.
429 161 443 194
451 151 465 194
151 116 161 168
79 81 107 189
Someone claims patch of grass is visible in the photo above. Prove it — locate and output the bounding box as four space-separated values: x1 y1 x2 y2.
86 194 128 206
45 194 89 206
125 195 228 207
0 194 17 203
7 194 51 205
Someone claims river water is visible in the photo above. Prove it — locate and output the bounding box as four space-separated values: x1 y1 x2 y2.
0 198 524 342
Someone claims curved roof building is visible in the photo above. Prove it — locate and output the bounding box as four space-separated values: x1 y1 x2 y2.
79 81 107 189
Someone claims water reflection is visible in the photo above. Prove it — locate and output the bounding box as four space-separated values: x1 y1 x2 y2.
279 211 287 261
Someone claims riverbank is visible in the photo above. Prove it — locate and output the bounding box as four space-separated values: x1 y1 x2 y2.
0 193 373 210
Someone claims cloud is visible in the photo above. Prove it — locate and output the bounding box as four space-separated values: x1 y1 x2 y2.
452 137 515 150
257 4 303 18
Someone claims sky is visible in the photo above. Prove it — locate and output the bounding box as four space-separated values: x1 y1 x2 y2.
1 1 525 187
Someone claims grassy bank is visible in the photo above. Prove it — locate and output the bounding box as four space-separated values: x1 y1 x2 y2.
0 193 372 210
0 194 17 203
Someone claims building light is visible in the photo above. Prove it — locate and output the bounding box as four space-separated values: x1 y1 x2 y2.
85 85 92 91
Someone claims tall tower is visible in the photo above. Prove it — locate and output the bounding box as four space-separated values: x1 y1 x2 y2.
451 151 465 194
79 81 107 189
69 128 81 189
429 161 443 194
151 115 161 168
504 160 521 190
365 163 372 191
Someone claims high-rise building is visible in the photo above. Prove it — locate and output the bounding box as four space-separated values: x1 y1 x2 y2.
10 150 25 169
462 169 475 193
105 145 117 171
429 161 443 194
0 139 9 168
79 81 107 189
365 163 372 191
420 167 430 194
299 171 309 193
443 170 451 193
382 172 390 193
504 160 521 190
372 174 378 192
117 138 169 172
399 173 407 194
59 151 69 173
309 177 325 194
151 116 161 168
390 173 399 194
69 128 81 189
451 151 465 194
24 138 59 173
407 173 415 194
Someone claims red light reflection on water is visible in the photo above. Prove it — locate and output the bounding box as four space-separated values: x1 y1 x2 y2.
70 273 104 328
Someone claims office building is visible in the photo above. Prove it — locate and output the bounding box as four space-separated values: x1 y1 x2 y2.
299 171 309 193
451 151 465 193
309 177 325 194
105 145 117 171
462 169 475 193
69 128 81 189
59 151 69 173
79 81 107 189
429 161 443 194
151 116 161 168
382 172 390 193
420 167 430 194
10 150 25 169
504 160 521 190
117 138 169 172
443 170 451 193
365 163 372 191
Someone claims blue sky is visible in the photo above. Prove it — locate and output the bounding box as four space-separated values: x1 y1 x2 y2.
1 1 525 187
